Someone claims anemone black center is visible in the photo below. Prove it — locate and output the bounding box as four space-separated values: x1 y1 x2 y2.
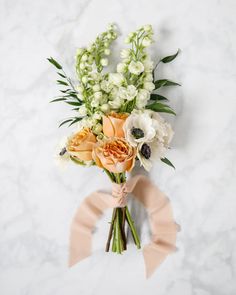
59 147 67 156
131 127 144 139
141 143 151 159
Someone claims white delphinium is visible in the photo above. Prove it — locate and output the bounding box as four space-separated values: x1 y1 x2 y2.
136 89 150 109
109 73 124 86
118 85 137 101
143 81 155 92
101 80 113 93
128 61 144 75
117 63 127 73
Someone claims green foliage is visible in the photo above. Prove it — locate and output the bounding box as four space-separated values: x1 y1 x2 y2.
161 157 175 169
150 94 169 101
154 79 181 89
160 49 180 63
146 102 176 115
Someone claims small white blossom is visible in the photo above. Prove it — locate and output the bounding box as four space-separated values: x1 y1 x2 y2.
117 63 127 73
143 58 154 72
78 105 87 115
100 103 110 113
142 37 152 47
93 84 100 92
101 80 113 93
109 73 124 86
104 49 111 55
136 89 150 109
128 61 144 75
94 91 103 100
143 82 155 91
101 58 108 66
120 49 131 59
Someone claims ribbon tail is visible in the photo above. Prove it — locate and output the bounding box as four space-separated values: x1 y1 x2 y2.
69 191 112 267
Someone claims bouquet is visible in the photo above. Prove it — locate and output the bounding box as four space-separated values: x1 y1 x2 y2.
48 24 179 267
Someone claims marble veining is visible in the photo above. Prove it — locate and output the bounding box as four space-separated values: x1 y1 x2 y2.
0 0 236 294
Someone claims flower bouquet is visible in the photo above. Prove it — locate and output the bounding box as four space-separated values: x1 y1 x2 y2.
48 24 179 262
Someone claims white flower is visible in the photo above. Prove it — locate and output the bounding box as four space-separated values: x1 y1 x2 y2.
93 84 100 92
54 137 70 169
142 37 152 47
149 111 174 147
108 97 123 109
109 73 124 86
101 58 108 66
143 24 153 32
104 49 111 55
143 58 154 72
100 103 110 113
143 82 155 92
117 63 127 73
144 73 153 82
118 85 137 101
93 123 103 134
120 49 131 59
128 61 144 75
79 105 87 116
94 91 103 100
137 141 166 171
90 73 102 81
101 80 113 93
81 76 88 84
136 89 150 109
123 110 156 147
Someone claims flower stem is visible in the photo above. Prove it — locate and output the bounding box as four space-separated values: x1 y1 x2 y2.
125 206 141 249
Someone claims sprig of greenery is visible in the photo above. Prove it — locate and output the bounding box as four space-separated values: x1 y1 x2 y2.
48 57 84 127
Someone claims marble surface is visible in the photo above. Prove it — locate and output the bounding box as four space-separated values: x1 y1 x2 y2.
1 0 236 294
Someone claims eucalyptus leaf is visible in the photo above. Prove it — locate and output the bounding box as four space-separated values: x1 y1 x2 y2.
161 49 180 63
57 80 69 86
69 117 83 126
50 97 67 103
150 94 169 101
47 57 62 70
146 102 176 115
58 119 73 128
154 79 181 89
66 101 82 106
57 72 66 78
161 157 175 169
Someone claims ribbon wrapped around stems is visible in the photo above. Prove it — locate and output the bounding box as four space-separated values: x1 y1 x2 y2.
69 175 179 278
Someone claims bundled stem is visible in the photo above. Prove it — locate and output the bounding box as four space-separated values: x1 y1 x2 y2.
105 170 141 254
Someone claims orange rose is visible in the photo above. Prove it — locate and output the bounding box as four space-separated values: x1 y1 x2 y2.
92 138 136 173
67 128 97 161
102 112 128 138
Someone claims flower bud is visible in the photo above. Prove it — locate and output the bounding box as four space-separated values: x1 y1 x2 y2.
100 58 108 66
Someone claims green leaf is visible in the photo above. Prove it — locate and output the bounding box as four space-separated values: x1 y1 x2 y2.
161 157 175 169
161 49 180 63
58 119 73 128
68 117 83 126
66 101 82 106
57 72 66 78
146 102 176 115
50 97 67 103
150 94 169 101
57 80 69 86
47 57 62 70
154 79 181 89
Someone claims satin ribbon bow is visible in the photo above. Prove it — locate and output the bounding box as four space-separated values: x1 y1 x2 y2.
69 175 179 278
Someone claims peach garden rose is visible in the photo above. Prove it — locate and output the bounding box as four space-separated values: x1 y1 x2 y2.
102 112 128 138
92 137 136 173
67 128 97 162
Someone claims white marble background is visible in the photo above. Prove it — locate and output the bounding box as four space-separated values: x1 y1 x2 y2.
1 0 236 294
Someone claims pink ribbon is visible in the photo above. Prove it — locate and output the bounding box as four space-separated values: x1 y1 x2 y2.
69 175 179 278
